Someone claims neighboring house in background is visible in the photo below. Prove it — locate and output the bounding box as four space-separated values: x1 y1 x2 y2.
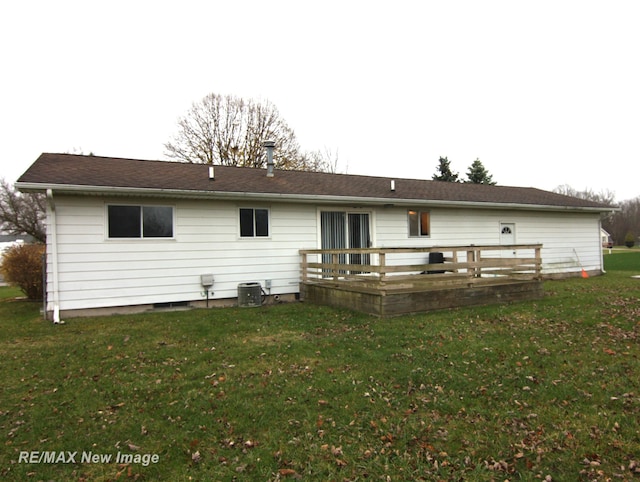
601 228 614 248
0 234 25 260
0 233 36 254
16 153 616 321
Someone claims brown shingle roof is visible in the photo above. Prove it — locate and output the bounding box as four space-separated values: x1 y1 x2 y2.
17 153 613 211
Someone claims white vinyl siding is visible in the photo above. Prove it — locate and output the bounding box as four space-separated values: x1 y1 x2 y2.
46 196 604 314
376 206 602 274
47 196 318 312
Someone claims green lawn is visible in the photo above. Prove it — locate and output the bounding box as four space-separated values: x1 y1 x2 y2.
1 252 639 481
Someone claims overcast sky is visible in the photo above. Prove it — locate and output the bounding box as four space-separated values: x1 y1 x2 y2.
2 1 639 201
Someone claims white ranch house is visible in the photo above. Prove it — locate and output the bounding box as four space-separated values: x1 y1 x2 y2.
17 153 614 321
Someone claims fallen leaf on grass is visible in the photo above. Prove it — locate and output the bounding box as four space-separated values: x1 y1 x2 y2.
278 468 302 478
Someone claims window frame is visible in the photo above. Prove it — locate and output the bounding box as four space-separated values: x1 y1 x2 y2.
107 204 175 240
408 209 431 237
239 207 270 238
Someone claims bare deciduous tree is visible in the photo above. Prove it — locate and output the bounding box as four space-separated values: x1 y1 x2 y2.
303 147 342 174
165 93 320 171
552 184 640 246
553 184 617 206
606 196 640 246
0 179 46 243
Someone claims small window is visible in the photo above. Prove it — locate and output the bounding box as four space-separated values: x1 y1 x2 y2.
108 205 173 238
408 210 430 237
240 208 269 237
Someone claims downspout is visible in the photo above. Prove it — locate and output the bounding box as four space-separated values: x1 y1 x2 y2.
599 217 606 274
46 189 63 323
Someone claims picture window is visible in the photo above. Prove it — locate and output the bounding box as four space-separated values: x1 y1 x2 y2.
108 205 173 238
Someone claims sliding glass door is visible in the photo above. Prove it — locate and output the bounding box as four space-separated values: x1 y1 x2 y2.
320 211 370 273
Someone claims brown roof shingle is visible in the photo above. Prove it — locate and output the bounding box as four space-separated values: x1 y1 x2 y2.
17 153 613 211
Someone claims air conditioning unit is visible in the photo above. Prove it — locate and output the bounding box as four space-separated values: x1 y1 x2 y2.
237 282 262 307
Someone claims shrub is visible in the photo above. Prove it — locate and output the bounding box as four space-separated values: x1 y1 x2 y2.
0 243 45 300
624 231 636 248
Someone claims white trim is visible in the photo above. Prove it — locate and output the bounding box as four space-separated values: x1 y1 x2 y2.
598 219 606 273
237 206 271 239
407 209 431 238
105 203 176 240
316 207 375 250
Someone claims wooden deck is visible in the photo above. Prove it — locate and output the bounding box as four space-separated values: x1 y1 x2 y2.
300 245 544 316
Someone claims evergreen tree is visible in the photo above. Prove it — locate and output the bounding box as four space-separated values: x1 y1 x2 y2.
432 156 460 182
465 158 496 185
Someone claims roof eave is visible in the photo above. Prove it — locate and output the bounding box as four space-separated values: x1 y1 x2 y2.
15 182 616 213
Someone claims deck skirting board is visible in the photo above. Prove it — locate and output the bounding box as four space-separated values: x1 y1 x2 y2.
301 280 544 316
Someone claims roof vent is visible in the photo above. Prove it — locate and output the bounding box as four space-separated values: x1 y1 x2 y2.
390 180 396 191
208 166 215 180
264 140 275 177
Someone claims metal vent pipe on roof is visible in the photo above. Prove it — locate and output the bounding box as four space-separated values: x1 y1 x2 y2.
264 140 275 177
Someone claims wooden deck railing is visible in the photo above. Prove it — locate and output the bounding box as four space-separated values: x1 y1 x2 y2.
300 245 542 291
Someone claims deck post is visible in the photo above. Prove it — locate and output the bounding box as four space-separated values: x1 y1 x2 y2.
467 249 477 279
301 251 308 282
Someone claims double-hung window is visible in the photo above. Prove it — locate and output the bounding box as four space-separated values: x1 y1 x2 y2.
408 210 430 237
239 208 269 238
108 205 174 238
